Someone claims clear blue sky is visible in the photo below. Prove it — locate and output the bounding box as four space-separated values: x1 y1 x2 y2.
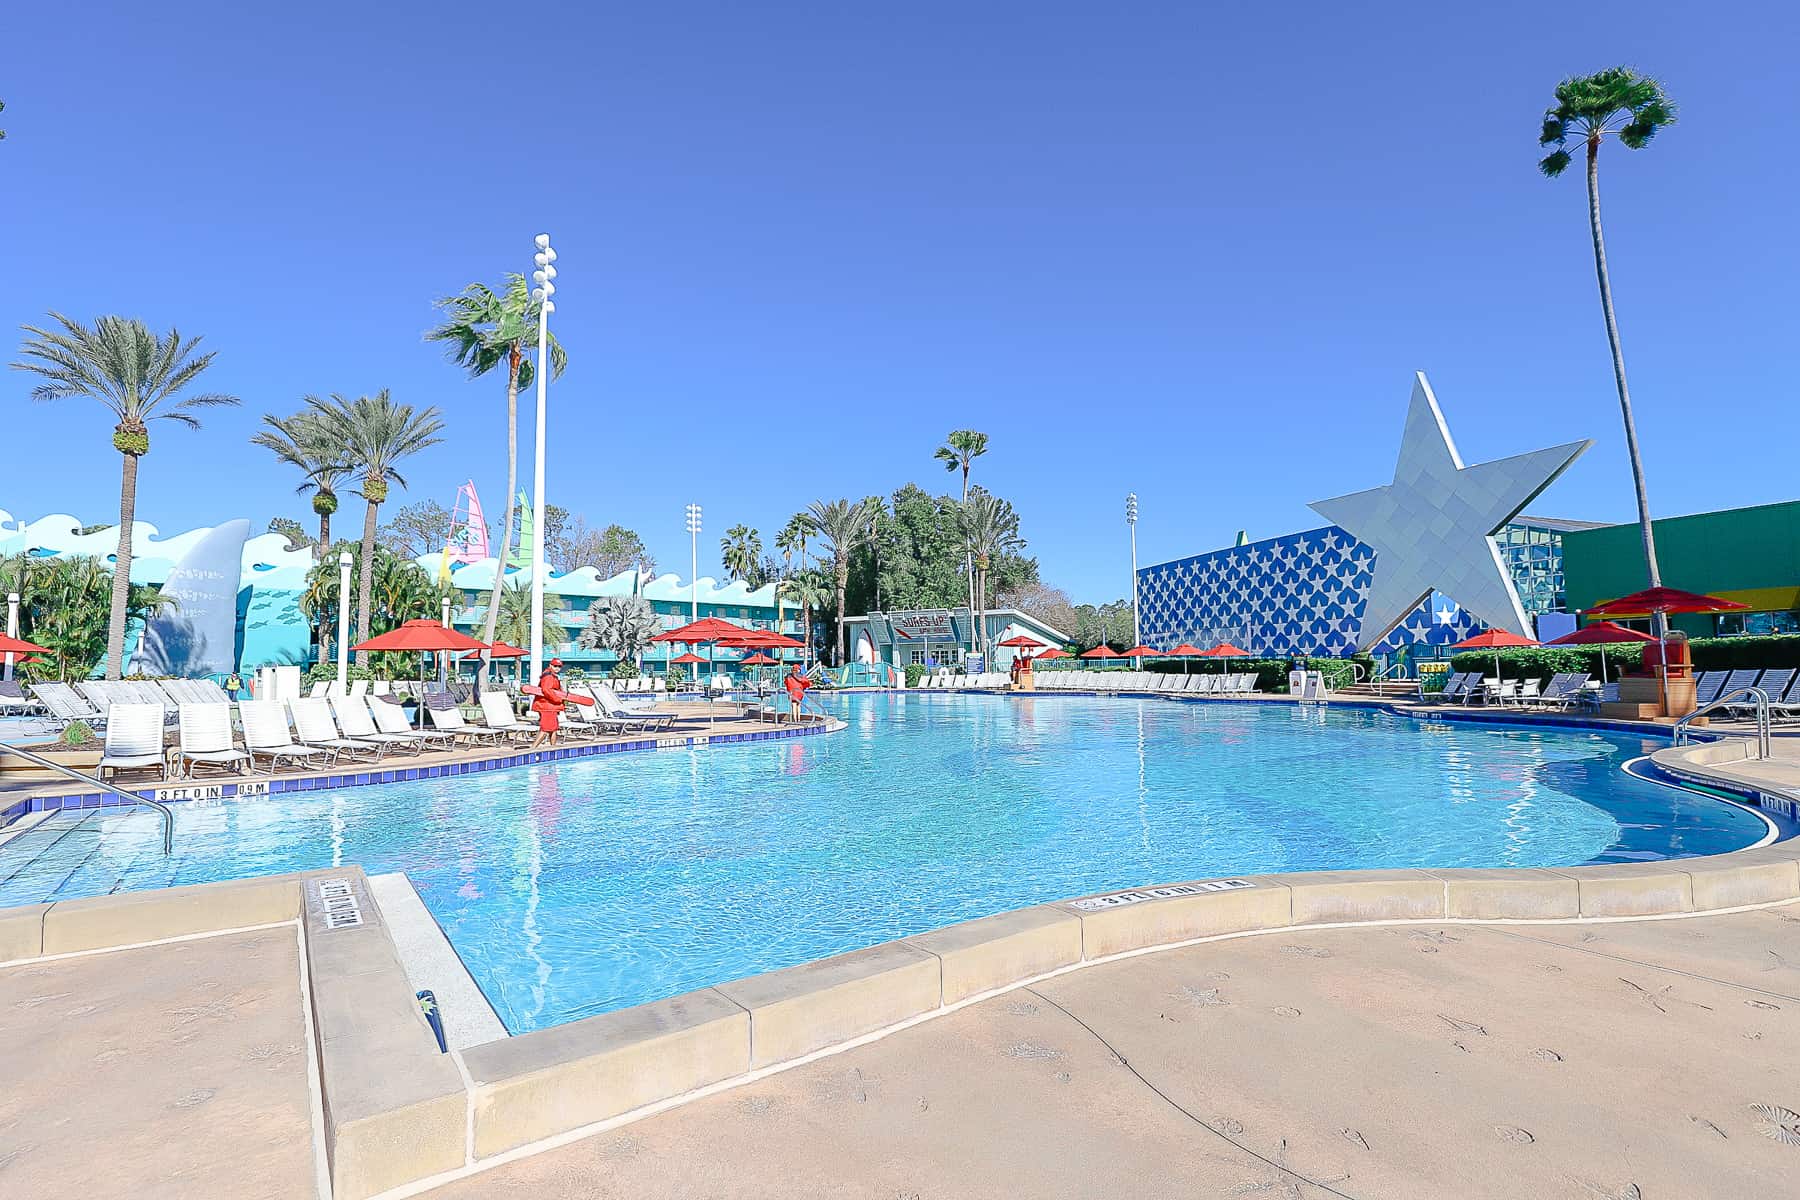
2 2 1794 603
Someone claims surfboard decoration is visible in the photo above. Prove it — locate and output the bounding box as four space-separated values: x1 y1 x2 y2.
438 480 491 583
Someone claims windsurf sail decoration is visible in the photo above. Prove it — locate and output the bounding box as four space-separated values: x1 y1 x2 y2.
438 481 491 582
508 492 534 569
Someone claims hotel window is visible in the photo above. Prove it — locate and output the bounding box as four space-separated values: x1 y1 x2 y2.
910 649 926 665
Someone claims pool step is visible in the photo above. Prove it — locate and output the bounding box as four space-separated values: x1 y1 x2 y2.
0 807 167 908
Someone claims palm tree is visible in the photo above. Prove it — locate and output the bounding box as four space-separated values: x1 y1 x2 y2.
578 594 659 667
806 498 876 664
11 314 240 678
1539 68 1677 622
861 494 889 611
957 490 1024 660
780 569 832 668
252 411 350 559
305 391 445 665
934 430 989 625
720 524 763 583
776 513 814 568
427 274 567 675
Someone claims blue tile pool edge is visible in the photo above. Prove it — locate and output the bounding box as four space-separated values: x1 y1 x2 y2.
0 717 843 829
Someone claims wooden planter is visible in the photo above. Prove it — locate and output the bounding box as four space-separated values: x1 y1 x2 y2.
0 749 105 784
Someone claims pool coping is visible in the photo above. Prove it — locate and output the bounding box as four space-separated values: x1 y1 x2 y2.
2 727 1795 1199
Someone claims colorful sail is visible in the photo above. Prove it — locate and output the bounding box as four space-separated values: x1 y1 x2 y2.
438 480 491 582
509 492 534 569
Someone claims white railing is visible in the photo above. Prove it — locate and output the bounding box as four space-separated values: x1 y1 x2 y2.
0 744 175 854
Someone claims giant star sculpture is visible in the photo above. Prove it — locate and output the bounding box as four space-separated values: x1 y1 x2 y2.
1308 372 1591 650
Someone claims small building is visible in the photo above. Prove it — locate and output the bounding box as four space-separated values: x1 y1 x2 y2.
841 608 1070 673
1560 500 1800 637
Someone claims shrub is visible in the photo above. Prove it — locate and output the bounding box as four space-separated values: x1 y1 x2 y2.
904 662 927 689
665 665 686 690
60 720 95 748
608 660 640 680
1451 645 1640 682
1688 634 1800 670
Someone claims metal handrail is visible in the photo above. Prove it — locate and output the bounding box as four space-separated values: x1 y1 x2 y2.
0 744 175 854
1673 686 1771 761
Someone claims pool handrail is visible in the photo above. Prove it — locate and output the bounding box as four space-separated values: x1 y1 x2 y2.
1673 685 1771 760
0 742 175 855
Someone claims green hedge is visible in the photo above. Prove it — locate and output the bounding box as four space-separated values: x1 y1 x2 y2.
1451 635 1800 683
904 662 927 689
1146 655 1372 693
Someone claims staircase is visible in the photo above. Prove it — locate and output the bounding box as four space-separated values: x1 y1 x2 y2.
1331 678 1421 701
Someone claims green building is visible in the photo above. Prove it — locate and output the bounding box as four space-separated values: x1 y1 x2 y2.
1561 500 1800 637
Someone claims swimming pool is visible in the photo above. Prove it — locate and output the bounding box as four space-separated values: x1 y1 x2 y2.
0 695 1773 1031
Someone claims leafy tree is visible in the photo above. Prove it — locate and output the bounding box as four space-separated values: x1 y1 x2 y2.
11 313 240 678
934 430 988 623
578 594 659 663
780 568 832 667
379 499 456 560
807 498 878 663
252 410 349 558
554 519 657 579
997 580 1077 639
268 517 313 552
427 273 567 672
0 553 174 679
301 541 455 674
957 490 1024 657
720 524 763 583
304 391 445 665
1538 67 1677 624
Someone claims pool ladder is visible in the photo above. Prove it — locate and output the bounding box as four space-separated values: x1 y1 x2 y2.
1672 686 1772 761
0 743 175 855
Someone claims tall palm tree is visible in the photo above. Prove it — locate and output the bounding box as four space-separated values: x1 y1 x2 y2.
305 391 446 665
426 274 567 674
11 314 240 678
780 568 832 669
720 524 763 583
957 490 1023 660
1539 68 1677 621
806 498 876 664
934 430 989 626
861 494 889 611
252 411 350 559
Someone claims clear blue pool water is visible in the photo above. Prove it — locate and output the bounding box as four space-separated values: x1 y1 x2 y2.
0 695 1772 1031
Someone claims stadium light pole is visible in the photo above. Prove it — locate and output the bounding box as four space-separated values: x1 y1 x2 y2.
685 503 702 621
336 551 353 687
528 233 557 682
1126 493 1140 658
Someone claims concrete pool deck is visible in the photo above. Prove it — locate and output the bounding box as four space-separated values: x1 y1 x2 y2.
8 898 1800 1199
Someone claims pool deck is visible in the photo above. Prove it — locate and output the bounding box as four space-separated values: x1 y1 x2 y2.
8 897 1800 1199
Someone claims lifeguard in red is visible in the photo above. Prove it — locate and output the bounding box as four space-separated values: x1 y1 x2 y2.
784 665 813 720
528 658 588 749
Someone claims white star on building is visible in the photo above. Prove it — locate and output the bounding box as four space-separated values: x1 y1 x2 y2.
1308 372 1590 650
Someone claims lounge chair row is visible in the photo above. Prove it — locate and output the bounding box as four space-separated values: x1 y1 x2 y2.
94 682 692 783
1429 671 1599 710
915 673 1010 689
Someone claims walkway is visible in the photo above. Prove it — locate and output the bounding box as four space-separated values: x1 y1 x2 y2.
431 904 1800 1199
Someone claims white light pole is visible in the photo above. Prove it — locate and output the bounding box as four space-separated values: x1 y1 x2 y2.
336 551 353 687
1125 493 1140 656
440 594 452 684
441 594 452 628
685 503 702 621
4 591 18 682
528 233 558 682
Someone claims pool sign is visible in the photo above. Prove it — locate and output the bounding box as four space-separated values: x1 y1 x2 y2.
890 610 956 640
1068 879 1254 911
152 779 271 804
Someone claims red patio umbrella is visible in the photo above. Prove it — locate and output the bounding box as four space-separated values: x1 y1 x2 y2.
353 618 491 687
0 633 51 657
670 651 708 665
740 651 778 665
1548 620 1655 683
1036 648 1071 660
1198 642 1252 676
1165 642 1206 674
997 634 1048 648
1450 628 1538 685
1080 646 1120 659
1586 588 1748 708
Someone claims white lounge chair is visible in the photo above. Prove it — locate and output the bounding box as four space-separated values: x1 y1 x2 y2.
331 695 419 758
423 691 510 745
0 679 42 716
290 697 382 761
477 692 539 743
580 684 677 731
368 696 460 750
173 703 249 779
238 700 336 772
30 682 108 730
97 703 167 781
